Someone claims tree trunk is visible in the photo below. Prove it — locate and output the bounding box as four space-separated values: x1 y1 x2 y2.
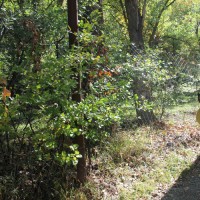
134 79 156 125
81 0 105 93
124 0 156 125
195 20 200 47
67 0 86 184
124 0 144 49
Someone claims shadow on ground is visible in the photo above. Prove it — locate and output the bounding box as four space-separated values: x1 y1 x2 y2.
162 155 200 200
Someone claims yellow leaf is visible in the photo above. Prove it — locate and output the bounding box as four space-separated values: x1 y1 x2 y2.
196 109 200 124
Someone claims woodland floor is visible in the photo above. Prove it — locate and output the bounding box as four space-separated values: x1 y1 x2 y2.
83 104 200 200
161 155 200 200
160 109 200 200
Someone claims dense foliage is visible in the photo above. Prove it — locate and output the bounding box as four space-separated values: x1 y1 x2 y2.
0 0 199 199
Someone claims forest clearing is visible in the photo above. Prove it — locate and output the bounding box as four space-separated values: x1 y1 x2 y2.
0 0 200 199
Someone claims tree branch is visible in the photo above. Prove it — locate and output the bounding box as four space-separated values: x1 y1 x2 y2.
141 0 147 28
119 0 128 26
166 0 176 8
149 0 176 47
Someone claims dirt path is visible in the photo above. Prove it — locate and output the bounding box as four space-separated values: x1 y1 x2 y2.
162 156 200 200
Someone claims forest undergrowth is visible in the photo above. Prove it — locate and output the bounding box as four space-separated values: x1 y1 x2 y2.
1 1 200 199
65 102 200 200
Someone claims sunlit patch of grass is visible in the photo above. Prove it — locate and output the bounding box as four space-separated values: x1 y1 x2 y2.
163 100 199 125
152 151 194 182
132 180 156 200
104 131 151 164
166 101 199 114
119 190 132 200
118 181 156 200
60 182 100 200
116 128 198 200
130 150 196 199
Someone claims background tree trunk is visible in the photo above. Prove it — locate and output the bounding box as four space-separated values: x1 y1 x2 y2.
134 79 156 125
125 0 156 125
124 0 144 49
67 0 86 184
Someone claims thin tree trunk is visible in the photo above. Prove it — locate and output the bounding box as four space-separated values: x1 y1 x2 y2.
67 0 86 184
119 0 128 26
68 0 78 48
149 0 176 47
195 20 200 47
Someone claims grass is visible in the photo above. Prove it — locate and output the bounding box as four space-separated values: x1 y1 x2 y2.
104 130 150 164
61 184 98 200
166 101 199 114
60 100 200 200
116 134 197 200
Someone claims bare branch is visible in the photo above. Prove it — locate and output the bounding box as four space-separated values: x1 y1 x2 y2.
166 0 176 8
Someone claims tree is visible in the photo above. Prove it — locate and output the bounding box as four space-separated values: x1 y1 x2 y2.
67 0 86 184
124 0 156 124
158 0 200 56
